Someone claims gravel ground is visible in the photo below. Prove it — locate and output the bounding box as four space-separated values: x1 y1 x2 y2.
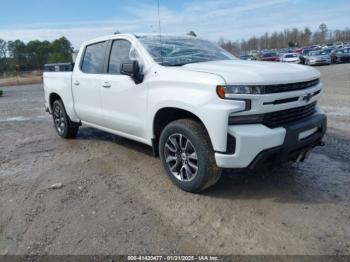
0 64 350 255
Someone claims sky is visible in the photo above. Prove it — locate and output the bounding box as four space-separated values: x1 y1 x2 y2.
0 0 349 48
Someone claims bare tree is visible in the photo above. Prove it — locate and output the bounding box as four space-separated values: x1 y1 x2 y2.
0 39 7 58
219 25 350 55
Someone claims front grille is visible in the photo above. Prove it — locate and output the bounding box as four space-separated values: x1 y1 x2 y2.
263 102 317 127
261 79 319 94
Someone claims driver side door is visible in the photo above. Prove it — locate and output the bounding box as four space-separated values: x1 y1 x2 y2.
100 39 148 140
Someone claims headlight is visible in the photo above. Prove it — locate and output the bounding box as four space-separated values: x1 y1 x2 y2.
216 85 263 98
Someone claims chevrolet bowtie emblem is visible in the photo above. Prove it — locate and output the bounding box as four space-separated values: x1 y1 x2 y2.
302 93 312 102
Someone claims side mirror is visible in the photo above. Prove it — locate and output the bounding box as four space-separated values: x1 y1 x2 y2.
120 60 144 84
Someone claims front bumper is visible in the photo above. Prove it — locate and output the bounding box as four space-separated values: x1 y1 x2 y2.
215 111 327 169
310 60 331 65
283 60 300 64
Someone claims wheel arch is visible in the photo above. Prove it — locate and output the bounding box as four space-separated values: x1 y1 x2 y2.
49 93 80 127
152 107 209 156
49 92 62 111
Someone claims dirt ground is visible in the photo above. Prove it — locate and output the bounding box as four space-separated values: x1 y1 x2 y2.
0 64 350 255
0 75 42 88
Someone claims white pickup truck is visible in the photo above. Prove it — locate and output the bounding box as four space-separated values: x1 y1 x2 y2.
43 34 326 192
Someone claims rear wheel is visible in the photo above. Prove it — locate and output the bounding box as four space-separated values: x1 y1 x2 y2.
52 99 79 138
159 119 221 193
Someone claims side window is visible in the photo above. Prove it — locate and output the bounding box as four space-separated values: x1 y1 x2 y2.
108 40 132 74
81 41 106 74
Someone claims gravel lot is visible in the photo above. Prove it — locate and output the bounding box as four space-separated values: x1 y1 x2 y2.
0 64 350 255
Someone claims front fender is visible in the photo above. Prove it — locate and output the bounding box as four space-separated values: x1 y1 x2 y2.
148 86 245 152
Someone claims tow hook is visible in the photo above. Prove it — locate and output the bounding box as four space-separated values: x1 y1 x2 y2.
296 150 310 162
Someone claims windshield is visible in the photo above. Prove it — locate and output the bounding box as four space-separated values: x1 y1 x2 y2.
284 54 298 58
138 35 236 66
310 51 328 56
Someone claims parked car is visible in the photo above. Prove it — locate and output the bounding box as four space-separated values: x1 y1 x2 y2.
43 34 326 193
299 48 322 64
258 52 280 62
323 47 336 54
322 43 335 49
239 54 255 60
294 48 303 54
330 48 350 63
304 50 331 65
280 53 300 63
335 42 344 48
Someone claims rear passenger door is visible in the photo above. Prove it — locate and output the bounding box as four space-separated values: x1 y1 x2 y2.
72 41 107 126
100 39 148 139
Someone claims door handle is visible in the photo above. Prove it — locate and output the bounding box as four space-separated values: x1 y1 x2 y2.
102 82 111 88
73 80 80 86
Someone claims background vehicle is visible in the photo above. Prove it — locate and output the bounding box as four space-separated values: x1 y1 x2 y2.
258 52 280 62
323 47 336 55
299 48 321 64
280 53 300 63
305 50 331 65
335 42 344 48
239 54 255 60
322 43 335 49
330 48 350 63
43 34 326 193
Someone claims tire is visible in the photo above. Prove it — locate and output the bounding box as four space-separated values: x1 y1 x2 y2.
52 99 79 138
159 119 221 193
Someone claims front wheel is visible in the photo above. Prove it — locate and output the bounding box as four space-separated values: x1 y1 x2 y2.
159 119 221 193
52 99 79 138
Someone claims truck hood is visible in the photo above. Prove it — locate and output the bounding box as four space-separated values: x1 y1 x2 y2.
182 60 320 85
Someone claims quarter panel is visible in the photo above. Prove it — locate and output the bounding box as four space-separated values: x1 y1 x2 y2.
43 72 80 122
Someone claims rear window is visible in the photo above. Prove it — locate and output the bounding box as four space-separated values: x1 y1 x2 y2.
81 41 107 74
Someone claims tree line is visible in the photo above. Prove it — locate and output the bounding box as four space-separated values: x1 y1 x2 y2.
1 24 350 73
219 24 350 55
0 37 73 73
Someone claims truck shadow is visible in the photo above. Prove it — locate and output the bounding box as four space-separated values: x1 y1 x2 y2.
202 161 347 204
76 127 348 204
76 126 154 157
203 133 350 203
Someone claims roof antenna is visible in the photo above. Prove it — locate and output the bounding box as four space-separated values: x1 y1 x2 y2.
157 0 164 65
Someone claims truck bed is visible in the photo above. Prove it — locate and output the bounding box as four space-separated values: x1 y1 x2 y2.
44 63 74 72
43 71 73 115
